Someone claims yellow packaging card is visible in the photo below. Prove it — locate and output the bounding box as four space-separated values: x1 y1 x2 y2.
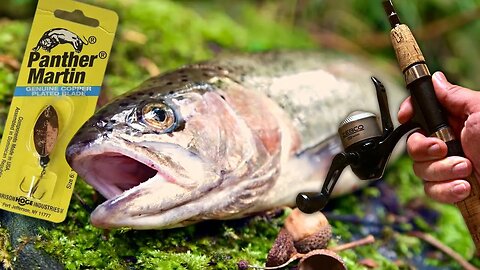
0 0 118 222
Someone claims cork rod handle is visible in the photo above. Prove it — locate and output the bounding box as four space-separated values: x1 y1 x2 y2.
457 174 480 255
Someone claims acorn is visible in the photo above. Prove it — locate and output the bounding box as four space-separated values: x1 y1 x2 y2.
298 249 347 270
265 209 333 267
266 228 297 267
284 208 332 254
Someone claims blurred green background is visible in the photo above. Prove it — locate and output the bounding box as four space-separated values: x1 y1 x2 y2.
1 0 480 269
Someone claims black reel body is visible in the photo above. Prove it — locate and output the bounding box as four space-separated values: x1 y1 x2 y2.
340 111 386 180
296 77 420 214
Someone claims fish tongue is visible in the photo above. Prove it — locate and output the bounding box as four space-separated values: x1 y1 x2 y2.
92 171 191 223
111 171 186 204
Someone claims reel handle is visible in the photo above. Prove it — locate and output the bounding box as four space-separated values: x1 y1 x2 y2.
296 152 357 213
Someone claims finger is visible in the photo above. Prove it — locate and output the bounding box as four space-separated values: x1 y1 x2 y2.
432 72 480 116
424 179 471 204
407 132 448 162
397 96 414 124
413 157 472 181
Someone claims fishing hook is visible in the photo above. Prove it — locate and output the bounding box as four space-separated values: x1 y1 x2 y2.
19 156 49 200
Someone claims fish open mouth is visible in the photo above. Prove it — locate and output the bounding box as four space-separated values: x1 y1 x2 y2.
84 152 158 199
67 137 213 228
67 139 199 203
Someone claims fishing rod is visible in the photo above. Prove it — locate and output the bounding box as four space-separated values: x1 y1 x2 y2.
383 0 480 254
296 0 480 255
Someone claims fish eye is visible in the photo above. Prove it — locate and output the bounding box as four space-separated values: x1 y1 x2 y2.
141 103 175 131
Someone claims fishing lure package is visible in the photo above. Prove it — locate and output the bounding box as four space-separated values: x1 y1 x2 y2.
0 0 117 222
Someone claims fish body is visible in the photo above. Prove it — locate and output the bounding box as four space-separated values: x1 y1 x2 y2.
66 52 406 229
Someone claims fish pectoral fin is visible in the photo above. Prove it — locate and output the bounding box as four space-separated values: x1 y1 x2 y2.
297 135 343 161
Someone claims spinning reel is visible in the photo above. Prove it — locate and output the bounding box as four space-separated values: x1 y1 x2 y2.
296 77 419 214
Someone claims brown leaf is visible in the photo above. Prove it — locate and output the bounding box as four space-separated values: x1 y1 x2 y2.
0 54 20 70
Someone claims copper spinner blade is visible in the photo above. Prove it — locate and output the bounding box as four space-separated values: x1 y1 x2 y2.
33 105 59 158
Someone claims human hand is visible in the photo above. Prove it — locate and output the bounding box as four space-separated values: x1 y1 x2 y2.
397 71 480 203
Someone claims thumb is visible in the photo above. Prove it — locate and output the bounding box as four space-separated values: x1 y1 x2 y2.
432 72 480 116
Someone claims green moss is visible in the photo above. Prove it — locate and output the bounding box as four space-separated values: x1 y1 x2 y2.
0 21 28 136
35 181 284 269
0 228 13 269
137 251 209 270
0 68 15 136
0 20 29 59
384 156 424 205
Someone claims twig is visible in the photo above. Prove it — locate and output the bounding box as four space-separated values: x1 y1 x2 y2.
330 235 376 252
309 29 369 56
318 6 480 50
249 254 303 270
73 191 93 213
138 57 161 76
121 29 147 44
409 231 479 270
416 7 480 41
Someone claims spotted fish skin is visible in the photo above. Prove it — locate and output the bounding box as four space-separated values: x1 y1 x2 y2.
66 52 406 229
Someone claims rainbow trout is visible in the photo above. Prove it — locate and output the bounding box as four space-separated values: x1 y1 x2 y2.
66 52 405 229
